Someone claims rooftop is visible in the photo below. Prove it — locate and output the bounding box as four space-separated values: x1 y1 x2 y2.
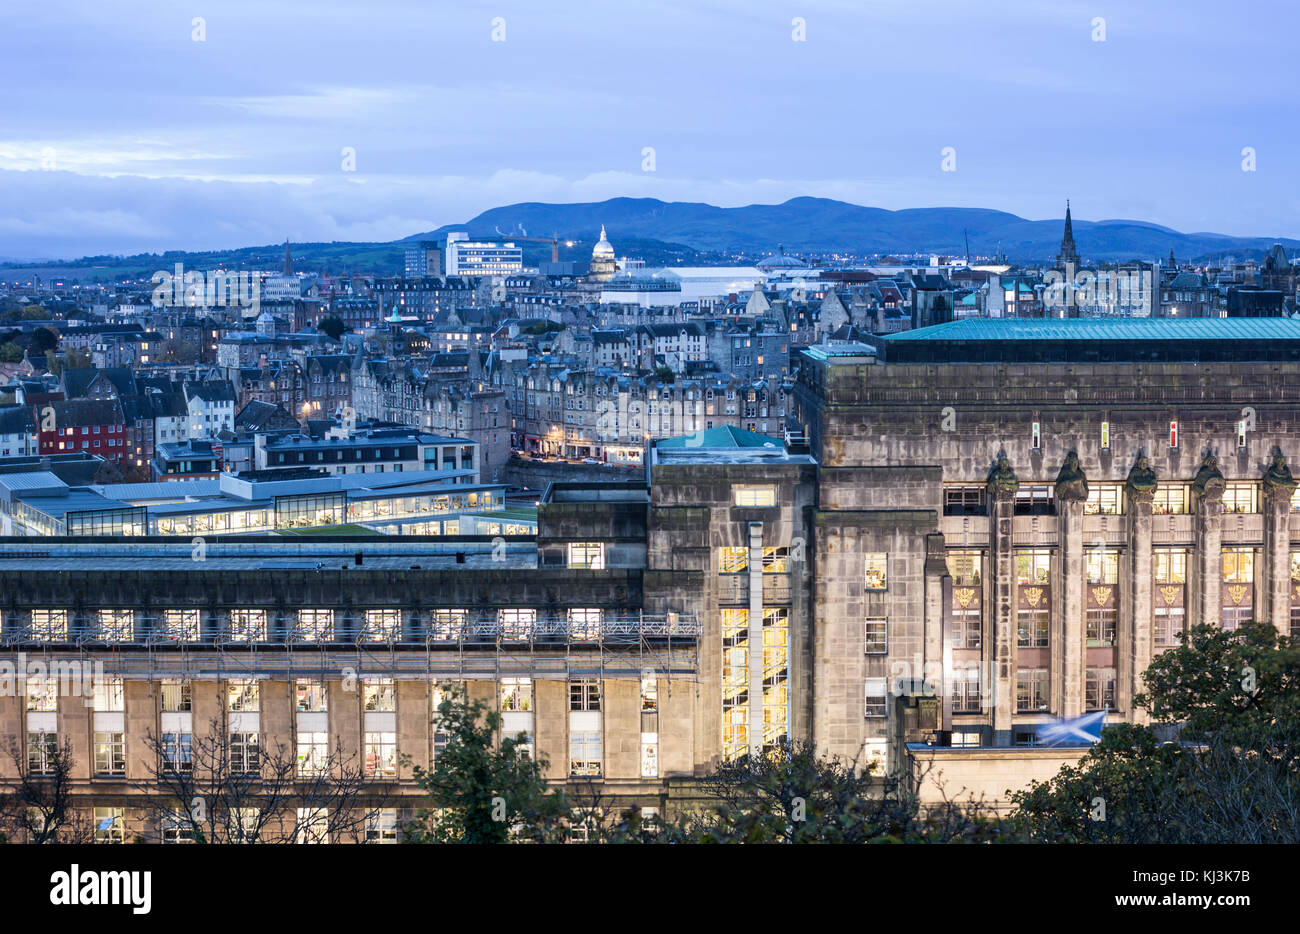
876 316 1300 364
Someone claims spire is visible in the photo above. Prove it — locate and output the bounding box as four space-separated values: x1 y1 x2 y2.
1056 200 1080 269
599 224 607 241
283 239 293 276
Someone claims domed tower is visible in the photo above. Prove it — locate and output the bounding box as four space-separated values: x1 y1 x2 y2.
589 225 617 282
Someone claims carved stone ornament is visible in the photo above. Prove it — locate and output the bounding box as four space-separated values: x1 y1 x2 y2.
1054 449 1089 502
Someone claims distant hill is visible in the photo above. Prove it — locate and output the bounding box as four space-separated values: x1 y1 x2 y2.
7 196 1299 282
414 196 1300 264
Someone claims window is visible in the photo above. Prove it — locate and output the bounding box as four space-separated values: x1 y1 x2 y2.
26 676 58 711
864 618 888 654
718 546 748 573
429 608 468 640
227 679 259 711
27 732 58 774
1014 486 1056 516
732 486 776 507
1084 484 1122 515
1085 668 1116 711
864 553 888 591
951 732 982 748
297 808 329 844
160 680 191 712
1169 420 1178 449
92 732 125 775
498 608 536 640
297 733 328 776
367 809 399 844
1016 670 1049 712
570 678 600 711
721 608 749 760
98 609 133 642
943 486 987 516
1086 549 1119 584
230 733 260 773
93 677 124 712
161 609 201 642
363 677 396 712
94 808 125 844
864 678 888 718
641 674 658 712
501 677 532 711
1223 482 1258 514
1237 420 1248 450
161 733 193 772
761 546 790 573
1152 484 1189 515
296 679 328 712
951 666 982 713
296 609 334 642
1017 550 1051 585
363 609 402 642
567 542 605 570
1100 421 1110 450
161 812 195 844
1223 548 1254 584
365 732 397 778
29 609 68 640
569 732 602 776
227 609 267 641
1154 606 1185 647
567 608 602 640
1031 421 1041 450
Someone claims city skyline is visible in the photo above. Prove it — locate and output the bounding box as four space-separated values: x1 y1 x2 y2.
1 0 1297 259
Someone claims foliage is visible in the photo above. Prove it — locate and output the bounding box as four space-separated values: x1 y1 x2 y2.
317 316 348 341
404 688 569 843
0 342 21 363
1011 623 1300 843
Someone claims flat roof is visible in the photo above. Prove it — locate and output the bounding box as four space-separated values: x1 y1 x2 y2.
875 316 1300 364
884 317 1300 343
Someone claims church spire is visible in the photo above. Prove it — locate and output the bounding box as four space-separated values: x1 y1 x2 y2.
1056 200 1080 269
283 239 293 276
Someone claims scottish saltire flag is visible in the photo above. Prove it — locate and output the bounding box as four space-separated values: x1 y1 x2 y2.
1037 709 1107 746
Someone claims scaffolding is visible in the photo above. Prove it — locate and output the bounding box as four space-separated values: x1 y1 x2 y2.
0 609 703 687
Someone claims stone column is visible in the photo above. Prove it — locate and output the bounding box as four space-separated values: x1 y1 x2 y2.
1192 454 1226 629
1123 455 1157 723
987 455 1018 745
1262 451 1297 634
1055 452 1088 719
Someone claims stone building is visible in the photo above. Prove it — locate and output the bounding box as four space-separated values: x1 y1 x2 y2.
10 316 1300 839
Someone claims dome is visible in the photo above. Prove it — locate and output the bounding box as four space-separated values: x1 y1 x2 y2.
592 224 615 257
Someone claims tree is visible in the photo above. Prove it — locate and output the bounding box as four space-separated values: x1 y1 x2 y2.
654 365 676 384
1011 623 1300 843
0 739 93 844
317 316 347 341
0 342 21 363
617 741 1005 844
404 687 569 843
29 327 58 355
135 716 391 843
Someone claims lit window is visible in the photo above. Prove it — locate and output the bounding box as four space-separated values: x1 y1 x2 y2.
296 733 329 776
227 609 267 642
1100 421 1110 450
761 546 790 573
363 609 402 642
1031 421 1041 450
718 546 748 574
567 542 605 570
1084 484 1123 515
227 679 259 711
364 732 398 778
732 486 777 507
864 618 887 654
295 679 328 712
864 678 888 718
1169 420 1178 449
160 679 191 711
1223 482 1258 514
363 677 396 712
864 553 888 590
1152 484 1189 515
296 609 333 642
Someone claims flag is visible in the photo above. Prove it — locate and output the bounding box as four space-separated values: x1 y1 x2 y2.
1037 709 1107 746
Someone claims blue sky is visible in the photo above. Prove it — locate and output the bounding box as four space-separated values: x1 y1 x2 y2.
0 0 1295 259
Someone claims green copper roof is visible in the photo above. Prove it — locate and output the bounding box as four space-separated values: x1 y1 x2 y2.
656 426 783 449
884 317 1300 342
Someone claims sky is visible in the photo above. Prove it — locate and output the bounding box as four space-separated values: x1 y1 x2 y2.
0 0 1296 260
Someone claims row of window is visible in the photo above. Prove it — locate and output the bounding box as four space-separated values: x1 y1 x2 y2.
86 807 397 845
2 608 623 643
862 668 1118 718
945 480 1288 517
1027 418 1247 453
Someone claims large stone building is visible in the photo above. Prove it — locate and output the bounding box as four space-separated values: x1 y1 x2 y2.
7 316 1300 839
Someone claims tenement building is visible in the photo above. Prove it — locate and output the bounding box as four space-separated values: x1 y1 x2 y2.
6 317 1300 839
